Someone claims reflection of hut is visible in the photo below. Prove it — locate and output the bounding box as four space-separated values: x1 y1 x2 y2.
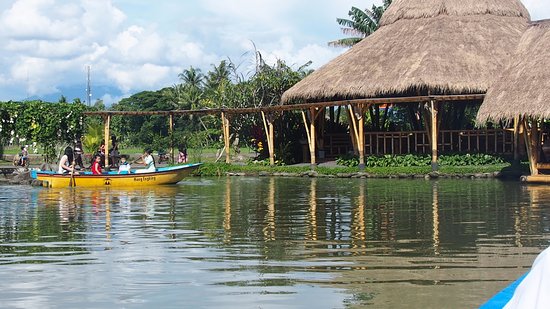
283 0 530 169
477 20 550 182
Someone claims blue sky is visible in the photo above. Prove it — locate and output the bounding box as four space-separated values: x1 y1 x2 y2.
0 0 548 105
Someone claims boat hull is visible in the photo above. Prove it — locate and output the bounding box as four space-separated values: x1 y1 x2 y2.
34 163 202 188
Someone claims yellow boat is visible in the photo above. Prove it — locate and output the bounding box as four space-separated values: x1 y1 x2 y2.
32 163 202 188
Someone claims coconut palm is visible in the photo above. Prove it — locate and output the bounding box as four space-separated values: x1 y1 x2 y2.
178 67 204 89
328 0 392 47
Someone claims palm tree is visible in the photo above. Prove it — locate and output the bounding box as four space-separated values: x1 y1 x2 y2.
328 0 392 47
205 60 232 90
178 67 204 89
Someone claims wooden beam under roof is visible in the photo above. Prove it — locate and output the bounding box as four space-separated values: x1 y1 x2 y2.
84 94 485 117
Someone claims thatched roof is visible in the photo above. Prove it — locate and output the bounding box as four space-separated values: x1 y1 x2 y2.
282 0 529 103
477 19 550 123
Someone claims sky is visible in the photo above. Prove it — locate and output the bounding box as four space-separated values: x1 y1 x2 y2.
0 0 548 105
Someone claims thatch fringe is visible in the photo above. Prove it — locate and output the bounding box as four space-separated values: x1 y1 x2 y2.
283 16 528 103
381 0 530 26
477 19 550 123
282 0 529 104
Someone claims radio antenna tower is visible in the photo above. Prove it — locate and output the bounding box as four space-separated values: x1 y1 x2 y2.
86 65 92 106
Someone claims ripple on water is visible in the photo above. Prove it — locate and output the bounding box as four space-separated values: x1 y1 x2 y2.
0 178 548 308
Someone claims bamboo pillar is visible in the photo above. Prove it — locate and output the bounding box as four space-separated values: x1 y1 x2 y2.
221 112 231 163
358 105 365 170
348 106 359 155
310 108 317 169
169 113 174 163
430 100 439 171
103 114 110 167
348 104 366 171
261 111 275 166
301 108 319 170
531 119 540 174
522 117 538 176
513 116 520 163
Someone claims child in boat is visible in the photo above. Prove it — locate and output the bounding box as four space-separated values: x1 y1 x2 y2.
177 147 187 163
118 155 131 174
91 154 102 175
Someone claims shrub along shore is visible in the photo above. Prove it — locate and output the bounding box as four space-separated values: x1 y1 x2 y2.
194 162 527 180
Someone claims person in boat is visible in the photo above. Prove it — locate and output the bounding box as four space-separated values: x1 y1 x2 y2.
177 146 187 164
19 145 29 166
135 148 156 174
118 155 131 174
98 140 106 166
109 135 120 168
74 139 84 170
91 154 102 175
58 146 78 174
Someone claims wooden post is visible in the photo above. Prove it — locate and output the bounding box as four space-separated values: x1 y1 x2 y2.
522 117 538 176
348 104 366 171
430 100 439 171
348 106 359 155
261 111 275 166
513 116 520 165
221 112 231 163
169 113 174 163
531 119 540 173
310 108 317 169
103 114 110 168
301 108 319 170
358 105 365 171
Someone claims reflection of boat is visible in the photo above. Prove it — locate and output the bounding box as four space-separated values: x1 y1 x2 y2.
31 164 202 188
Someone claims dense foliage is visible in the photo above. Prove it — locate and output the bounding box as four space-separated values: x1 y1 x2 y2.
0 100 86 162
109 55 312 163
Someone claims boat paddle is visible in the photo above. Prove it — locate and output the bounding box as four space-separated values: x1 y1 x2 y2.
69 160 76 187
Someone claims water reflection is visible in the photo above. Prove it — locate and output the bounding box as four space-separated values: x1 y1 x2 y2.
263 177 276 241
432 182 440 255
0 179 549 308
306 178 318 241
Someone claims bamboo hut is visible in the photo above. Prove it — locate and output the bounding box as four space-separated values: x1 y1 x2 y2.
282 0 530 169
477 19 550 182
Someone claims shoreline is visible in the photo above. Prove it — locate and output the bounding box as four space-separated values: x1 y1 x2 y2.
0 161 527 186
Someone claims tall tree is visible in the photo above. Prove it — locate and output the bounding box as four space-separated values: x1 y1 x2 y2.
178 67 204 89
328 0 392 47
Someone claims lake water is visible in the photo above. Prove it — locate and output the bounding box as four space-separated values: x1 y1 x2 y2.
0 177 549 308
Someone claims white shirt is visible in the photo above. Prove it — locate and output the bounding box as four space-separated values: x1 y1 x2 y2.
118 162 131 174
57 155 70 174
135 154 156 174
143 154 155 172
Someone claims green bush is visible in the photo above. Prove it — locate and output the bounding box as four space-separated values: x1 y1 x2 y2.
337 153 506 168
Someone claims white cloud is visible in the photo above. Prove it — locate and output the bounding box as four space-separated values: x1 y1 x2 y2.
0 0 548 103
106 63 172 93
0 0 82 40
522 0 550 21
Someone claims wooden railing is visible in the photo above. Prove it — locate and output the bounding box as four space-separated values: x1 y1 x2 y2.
323 129 514 158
